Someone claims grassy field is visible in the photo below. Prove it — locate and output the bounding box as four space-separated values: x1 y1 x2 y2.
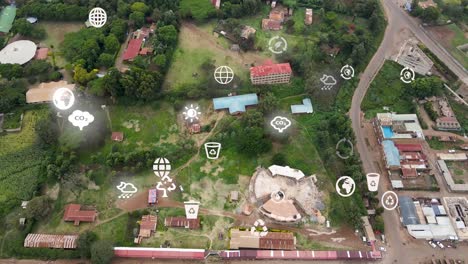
39 21 84 67
447 24 468 68
180 0 216 21
362 61 415 119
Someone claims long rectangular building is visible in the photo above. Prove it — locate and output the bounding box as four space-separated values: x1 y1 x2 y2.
250 61 292 85
24 234 78 249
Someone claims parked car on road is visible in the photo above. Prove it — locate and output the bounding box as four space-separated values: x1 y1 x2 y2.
428 241 437 248
436 241 445 249
379 247 387 252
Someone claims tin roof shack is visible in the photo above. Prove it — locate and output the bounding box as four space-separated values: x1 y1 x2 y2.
63 204 97 226
136 215 157 244
114 247 207 259
361 216 376 242
229 229 296 250
24 234 78 249
164 217 200 229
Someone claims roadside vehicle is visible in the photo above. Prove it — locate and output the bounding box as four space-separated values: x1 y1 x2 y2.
436 241 445 249
428 241 437 248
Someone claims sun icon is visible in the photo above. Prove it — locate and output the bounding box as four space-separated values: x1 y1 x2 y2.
183 104 201 123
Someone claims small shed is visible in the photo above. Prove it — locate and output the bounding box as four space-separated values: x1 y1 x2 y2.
230 44 240 52
230 191 239 202
111 132 124 142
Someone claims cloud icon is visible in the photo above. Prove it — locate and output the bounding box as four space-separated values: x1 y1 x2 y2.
320 74 337 86
68 110 94 130
116 182 138 198
270 116 291 133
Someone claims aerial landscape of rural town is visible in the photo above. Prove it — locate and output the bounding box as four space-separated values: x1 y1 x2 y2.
0 0 467 263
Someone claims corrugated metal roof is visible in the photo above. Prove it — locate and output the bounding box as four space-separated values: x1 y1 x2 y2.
399 196 420 226
24 234 78 249
291 98 313 114
383 140 400 167
213 93 258 114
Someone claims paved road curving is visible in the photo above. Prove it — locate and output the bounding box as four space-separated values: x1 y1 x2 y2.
350 1 468 263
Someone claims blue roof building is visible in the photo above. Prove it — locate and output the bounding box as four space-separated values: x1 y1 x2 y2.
382 140 400 167
213 93 258 114
291 98 313 114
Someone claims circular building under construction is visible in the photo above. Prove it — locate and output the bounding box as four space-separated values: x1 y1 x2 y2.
250 165 325 223
0 40 37 65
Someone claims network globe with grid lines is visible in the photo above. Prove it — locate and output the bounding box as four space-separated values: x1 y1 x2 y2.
213 66 234 84
88 7 107 28
153 157 171 178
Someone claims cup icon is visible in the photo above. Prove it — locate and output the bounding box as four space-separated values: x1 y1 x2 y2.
204 142 221 160
366 173 380 192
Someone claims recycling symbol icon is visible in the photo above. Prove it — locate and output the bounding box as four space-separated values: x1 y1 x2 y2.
189 208 195 214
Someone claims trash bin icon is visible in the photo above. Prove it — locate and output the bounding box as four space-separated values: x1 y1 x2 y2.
204 142 221 160
366 173 380 192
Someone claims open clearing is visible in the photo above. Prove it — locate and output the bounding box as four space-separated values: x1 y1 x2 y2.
164 21 272 89
39 21 83 67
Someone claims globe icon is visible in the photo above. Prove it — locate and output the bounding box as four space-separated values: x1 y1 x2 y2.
214 66 234 84
153 157 171 178
335 176 356 197
88 7 107 28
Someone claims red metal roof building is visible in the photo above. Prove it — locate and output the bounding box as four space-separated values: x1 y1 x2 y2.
123 38 143 61
63 204 97 225
395 143 423 152
250 61 292 85
164 217 200 229
111 132 124 142
114 247 207 259
24 234 78 249
34 48 48 60
148 188 157 205
219 249 380 260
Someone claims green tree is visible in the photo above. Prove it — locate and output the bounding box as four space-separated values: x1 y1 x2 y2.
104 34 120 54
98 53 115 68
271 153 287 166
26 196 53 220
131 2 150 14
157 25 178 46
421 6 440 22
78 231 98 259
129 11 145 28
258 92 279 114
153 54 166 68
409 76 443 98
91 240 114 264
74 64 98 85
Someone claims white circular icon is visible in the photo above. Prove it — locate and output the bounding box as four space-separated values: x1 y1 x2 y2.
381 191 398 210
340 65 355 80
400 67 415 84
183 104 201 123
53 88 75 110
153 157 171 178
214 66 234 84
268 36 287 54
88 7 107 28
335 176 356 197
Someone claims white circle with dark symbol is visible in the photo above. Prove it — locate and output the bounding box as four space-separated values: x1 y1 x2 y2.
183 104 201 123
340 65 355 80
153 157 171 178
400 67 415 84
88 7 107 28
335 176 356 197
381 191 398 210
214 66 234 84
268 36 288 54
